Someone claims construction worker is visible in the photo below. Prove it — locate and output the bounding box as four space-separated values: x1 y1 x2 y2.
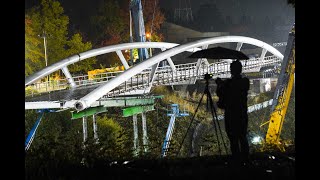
216 59 250 165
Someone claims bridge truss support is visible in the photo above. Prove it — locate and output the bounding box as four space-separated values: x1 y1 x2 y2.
82 117 88 143
61 66 76 88
25 36 284 113
132 111 150 156
141 112 148 153
132 114 139 156
92 114 98 142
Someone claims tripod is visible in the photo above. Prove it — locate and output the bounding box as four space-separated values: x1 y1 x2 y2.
176 73 228 156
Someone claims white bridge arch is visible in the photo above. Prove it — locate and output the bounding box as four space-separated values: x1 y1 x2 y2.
25 36 284 111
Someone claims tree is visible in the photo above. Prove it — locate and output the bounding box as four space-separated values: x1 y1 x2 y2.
28 0 69 65
25 15 44 76
141 0 165 42
26 0 96 75
90 0 126 46
89 0 127 67
65 33 95 73
89 0 166 67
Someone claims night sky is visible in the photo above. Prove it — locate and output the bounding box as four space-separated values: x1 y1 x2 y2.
26 0 295 24
25 0 295 44
159 0 294 19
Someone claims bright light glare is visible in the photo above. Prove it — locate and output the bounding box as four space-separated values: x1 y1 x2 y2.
252 136 262 144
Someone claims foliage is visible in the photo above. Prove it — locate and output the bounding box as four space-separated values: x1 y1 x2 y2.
89 0 165 67
65 33 95 73
142 0 165 42
247 88 295 152
25 110 131 176
25 86 39 96
90 1 126 46
27 0 69 65
25 15 44 76
25 0 96 75
25 84 295 177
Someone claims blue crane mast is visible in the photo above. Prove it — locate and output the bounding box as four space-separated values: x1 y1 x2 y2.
161 104 189 157
129 0 149 64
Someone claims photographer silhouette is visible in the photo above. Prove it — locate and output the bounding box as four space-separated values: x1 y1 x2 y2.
216 59 250 165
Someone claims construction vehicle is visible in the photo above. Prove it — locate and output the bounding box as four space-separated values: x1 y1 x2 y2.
263 24 295 151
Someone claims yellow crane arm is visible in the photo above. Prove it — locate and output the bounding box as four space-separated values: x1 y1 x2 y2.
265 24 295 150
266 61 294 145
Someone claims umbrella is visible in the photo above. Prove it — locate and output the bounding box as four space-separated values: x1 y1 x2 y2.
189 46 249 60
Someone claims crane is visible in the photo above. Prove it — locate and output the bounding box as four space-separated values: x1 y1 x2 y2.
161 104 189 157
129 0 149 64
263 24 295 151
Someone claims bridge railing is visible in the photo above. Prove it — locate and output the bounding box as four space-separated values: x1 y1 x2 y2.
25 71 124 97
103 70 151 98
25 55 282 98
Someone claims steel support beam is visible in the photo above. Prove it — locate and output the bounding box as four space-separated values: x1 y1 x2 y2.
161 48 176 72
201 45 209 65
116 50 130 70
82 117 88 143
148 62 160 90
26 96 163 110
141 112 148 152
260 49 268 62
192 58 203 84
92 114 98 141
122 105 154 117
133 114 139 156
236 42 243 51
71 106 107 119
61 66 76 88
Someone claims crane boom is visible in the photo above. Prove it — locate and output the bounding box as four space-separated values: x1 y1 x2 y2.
265 24 295 150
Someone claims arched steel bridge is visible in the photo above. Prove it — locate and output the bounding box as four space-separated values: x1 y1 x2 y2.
25 36 283 111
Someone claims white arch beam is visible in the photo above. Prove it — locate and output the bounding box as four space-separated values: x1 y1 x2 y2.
25 42 201 86
74 36 284 110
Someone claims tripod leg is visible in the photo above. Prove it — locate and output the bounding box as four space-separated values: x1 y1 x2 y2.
207 90 229 155
176 90 206 157
205 88 222 155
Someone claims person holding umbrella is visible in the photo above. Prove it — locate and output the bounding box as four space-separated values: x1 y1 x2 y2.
189 47 250 165
216 59 250 165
